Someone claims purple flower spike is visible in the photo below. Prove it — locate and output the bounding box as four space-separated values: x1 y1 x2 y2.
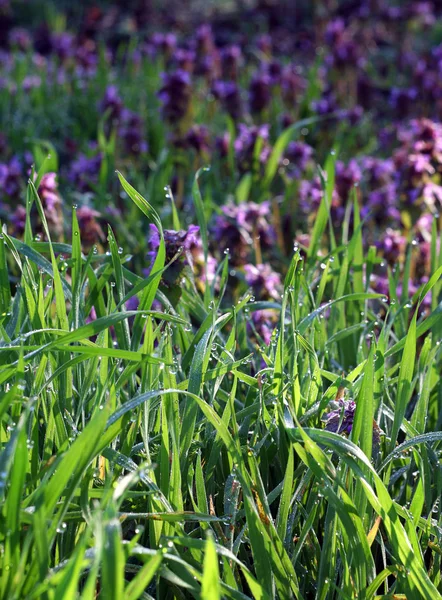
158 70 192 124
323 398 356 435
77 206 105 248
68 152 102 193
9 205 27 236
146 224 201 275
323 395 381 456
0 156 22 199
99 85 124 122
212 80 242 120
244 263 281 301
233 124 272 173
248 309 278 346
249 72 271 114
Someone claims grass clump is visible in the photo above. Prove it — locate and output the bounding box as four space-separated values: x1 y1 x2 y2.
0 169 441 600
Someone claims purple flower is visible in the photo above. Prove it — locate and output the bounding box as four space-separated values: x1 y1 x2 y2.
324 18 363 70
361 157 395 184
195 24 215 57
151 32 177 58
281 66 306 107
212 211 249 265
9 205 26 236
299 177 343 223
36 172 63 237
233 124 272 173
212 80 242 120
266 60 283 85
99 85 124 122
236 201 275 247
158 70 192 124
221 45 242 80
335 159 362 201
175 48 196 72
75 41 99 75
85 306 97 325
52 32 75 61
145 224 201 278
68 152 102 192
0 156 22 199
311 92 339 117
247 309 278 346
323 398 356 435
375 229 407 265
257 34 272 56
76 206 105 249
415 212 434 241
125 295 140 312
339 105 364 126
244 263 281 301
22 76 42 92
389 87 418 119
183 125 211 155
323 395 381 455
249 72 271 114
284 141 314 178
212 201 275 265
8 27 32 51
38 172 59 210
362 184 401 226
119 109 148 155
370 274 389 297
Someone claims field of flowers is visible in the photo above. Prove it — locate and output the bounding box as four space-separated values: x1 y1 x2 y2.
0 0 441 598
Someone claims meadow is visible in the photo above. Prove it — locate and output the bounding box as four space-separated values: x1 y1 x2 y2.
0 1 441 598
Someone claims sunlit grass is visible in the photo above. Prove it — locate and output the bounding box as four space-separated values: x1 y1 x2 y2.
0 167 440 599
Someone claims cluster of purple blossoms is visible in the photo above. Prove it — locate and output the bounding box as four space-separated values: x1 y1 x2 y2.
158 70 192 124
322 396 381 455
211 80 242 121
311 91 340 118
119 109 148 156
76 206 105 249
249 72 272 114
37 172 63 238
99 87 148 155
359 157 400 226
233 124 272 174
9 205 26 237
174 125 210 157
280 66 306 108
393 118 442 210
146 223 200 269
0 156 22 200
324 18 365 70
244 263 282 301
150 32 177 59
323 397 356 435
249 309 279 347
212 201 276 265
374 229 407 266
8 27 32 51
68 152 102 193
145 224 216 291
221 45 242 80
335 160 362 200
99 84 124 122
299 177 342 223
283 141 314 179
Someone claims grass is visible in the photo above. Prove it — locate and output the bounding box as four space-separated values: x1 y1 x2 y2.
0 168 441 599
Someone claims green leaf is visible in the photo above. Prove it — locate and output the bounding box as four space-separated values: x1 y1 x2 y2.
201 533 221 600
